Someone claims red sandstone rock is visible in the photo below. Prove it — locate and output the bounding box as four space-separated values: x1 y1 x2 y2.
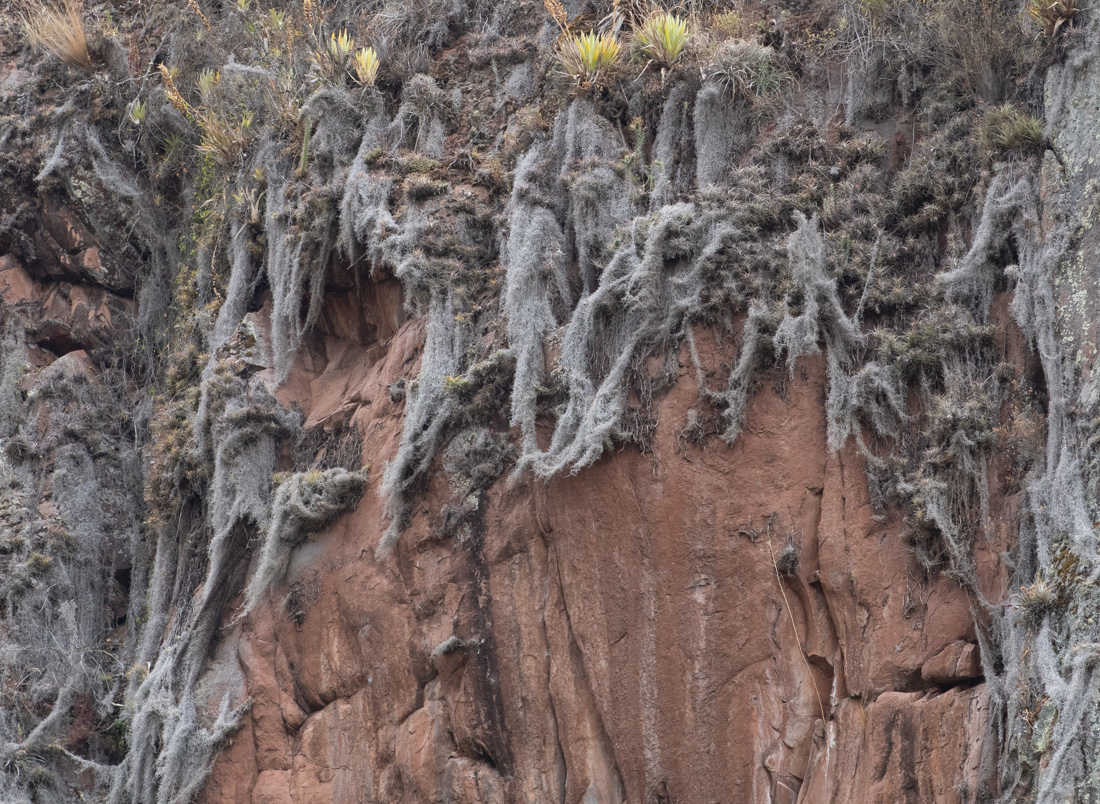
921 641 982 686
22 349 94 391
198 306 1010 804
0 255 37 305
43 201 96 254
800 687 990 803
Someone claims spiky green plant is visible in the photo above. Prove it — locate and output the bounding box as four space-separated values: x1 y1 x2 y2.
328 29 355 62
708 40 787 101
981 104 1044 156
635 12 689 66
352 46 380 86
559 31 622 82
197 68 221 104
127 100 147 125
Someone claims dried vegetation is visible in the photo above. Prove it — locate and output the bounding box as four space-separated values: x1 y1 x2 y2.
18 0 94 71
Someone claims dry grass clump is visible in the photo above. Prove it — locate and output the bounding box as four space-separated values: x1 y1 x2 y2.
156 63 253 166
18 0 94 71
196 110 253 165
1027 0 1077 38
708 9 750 39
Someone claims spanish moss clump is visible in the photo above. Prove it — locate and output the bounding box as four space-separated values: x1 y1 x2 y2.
390 74 447 158
710 301 778 443
110 371 297 804
514 201 732 478
0 317 25 439
264 155 338 384
693 84 749 188
337 113 394 268
241 467 366 614
991 169 1100 800
648 84 695 210
378 291 462 555
939 170 1032 318
0 355 145 802
503 144 569 455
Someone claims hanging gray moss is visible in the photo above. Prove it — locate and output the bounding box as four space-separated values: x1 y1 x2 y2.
709 300 777 443
109 373 298 804
991 169 1100 800
0 316 25 440
3 6 519 802
771 212 880 453
241 467 366 614
390 75 448 158
209 208 262 354
355 100 633 545
512 202 735 478
694 83 753 189
940 170 1032 319
337 111 394 268
554 100 633 292
0 369 145 803
773 213 860 366
263 157 338 384
499 101 729 478
298 87 364 173
649 84 695 211
491 86 1100 802
378 290 463 555
502 143 570 456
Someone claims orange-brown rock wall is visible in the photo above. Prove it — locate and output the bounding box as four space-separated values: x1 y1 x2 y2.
199 305 1009 804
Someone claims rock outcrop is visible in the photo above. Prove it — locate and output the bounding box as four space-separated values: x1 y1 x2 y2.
0 1 1097 802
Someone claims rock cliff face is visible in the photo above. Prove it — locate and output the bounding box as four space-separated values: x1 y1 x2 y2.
206 334 1001 804
1 0 1099 802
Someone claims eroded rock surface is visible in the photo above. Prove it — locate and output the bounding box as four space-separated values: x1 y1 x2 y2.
195 306 1005 804
2 1 1098 802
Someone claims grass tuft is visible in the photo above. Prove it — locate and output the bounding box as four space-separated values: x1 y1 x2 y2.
19 0 94 71
708 40 787 101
